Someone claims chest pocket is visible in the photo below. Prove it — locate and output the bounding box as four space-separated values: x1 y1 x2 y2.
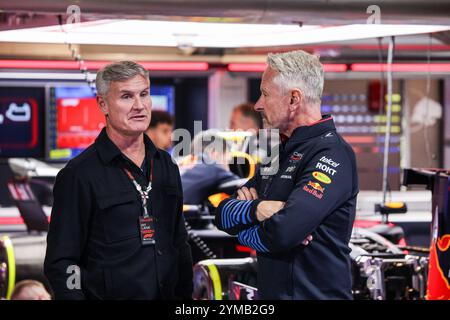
97 190 140 243
151 184 181 234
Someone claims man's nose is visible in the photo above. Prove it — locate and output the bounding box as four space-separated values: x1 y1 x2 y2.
133 96 145 110
254 98 264 112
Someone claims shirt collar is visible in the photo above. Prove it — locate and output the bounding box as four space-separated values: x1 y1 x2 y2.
285 114 336 146
279 133 289 145
95 127 160 165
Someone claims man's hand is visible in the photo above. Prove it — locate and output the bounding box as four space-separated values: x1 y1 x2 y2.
256 200 285 222
237 187 313 246
237 187 258 200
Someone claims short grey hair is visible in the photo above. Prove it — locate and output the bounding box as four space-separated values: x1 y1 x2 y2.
267 50 324 105
95 61 149 95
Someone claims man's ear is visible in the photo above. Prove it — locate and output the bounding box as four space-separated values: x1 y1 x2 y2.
97 95 108 115
289 89 302 111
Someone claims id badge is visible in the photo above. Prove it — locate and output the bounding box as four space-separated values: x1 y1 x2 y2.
139 216 155 246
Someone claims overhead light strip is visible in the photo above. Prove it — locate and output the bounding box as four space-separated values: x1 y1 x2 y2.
227 63 348 72
0 60 210 71
351 63 450 72
2 60 449 73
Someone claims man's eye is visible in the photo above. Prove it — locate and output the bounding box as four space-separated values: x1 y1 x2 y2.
121 94 131 99
140 91 148 97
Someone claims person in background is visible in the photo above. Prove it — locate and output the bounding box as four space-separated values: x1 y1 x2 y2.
11 280 51 300
145 110 174 151
180 130 240 205
229 102 263 133
230 102 269 162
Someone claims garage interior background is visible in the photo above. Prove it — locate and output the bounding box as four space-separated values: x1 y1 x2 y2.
0 0 449 301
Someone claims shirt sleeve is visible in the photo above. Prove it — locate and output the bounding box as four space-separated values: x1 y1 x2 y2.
173 164 194 299
214 173 262 235
237 144 356 253
44 165 92 300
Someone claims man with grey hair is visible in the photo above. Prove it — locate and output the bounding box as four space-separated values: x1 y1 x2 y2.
216 50 358 299
45 61 193 300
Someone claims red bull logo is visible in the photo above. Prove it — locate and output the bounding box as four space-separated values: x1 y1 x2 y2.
307 181 325 193
303 181 324 199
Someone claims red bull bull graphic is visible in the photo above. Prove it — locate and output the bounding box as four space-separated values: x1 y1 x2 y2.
426 173 450 300
308 181 325 193
303 181 324 199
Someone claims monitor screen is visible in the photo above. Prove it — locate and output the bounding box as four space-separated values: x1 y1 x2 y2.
47 84 175 161
47 85 102 160
151 85 175 114
0 86 45 158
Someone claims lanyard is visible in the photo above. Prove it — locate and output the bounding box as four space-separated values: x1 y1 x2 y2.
123 159 153 218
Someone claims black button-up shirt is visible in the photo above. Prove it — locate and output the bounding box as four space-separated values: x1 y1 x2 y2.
44 128 193 300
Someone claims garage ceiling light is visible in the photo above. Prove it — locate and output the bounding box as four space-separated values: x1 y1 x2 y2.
0 20 448 48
